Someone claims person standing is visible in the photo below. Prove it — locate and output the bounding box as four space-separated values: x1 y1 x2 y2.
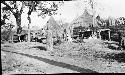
118 32 122 49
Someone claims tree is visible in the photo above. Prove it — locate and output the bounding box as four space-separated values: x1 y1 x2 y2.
116 17 125 25
24 1 63 42
1 6 15 41
87 0 105 31
85 0 96 34
1 1 64 42
1 1 24 34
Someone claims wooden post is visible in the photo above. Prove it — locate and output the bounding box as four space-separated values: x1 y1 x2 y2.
108 30 111 41
67 30 72 42
12 35 13 43
91 0 95 34
99 31 101 40
28 28 31 42
46 29 53 51
19 35 21 42
26 34 28 42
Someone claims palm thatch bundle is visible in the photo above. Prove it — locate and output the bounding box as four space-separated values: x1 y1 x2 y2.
43 16 63 37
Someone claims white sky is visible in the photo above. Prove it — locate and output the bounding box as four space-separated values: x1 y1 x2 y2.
96 0 125 18
2 0 125 29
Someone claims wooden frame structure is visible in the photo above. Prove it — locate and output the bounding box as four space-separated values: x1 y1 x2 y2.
97 29 111 41
11 33 28 43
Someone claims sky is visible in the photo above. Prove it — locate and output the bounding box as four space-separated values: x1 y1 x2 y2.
1 0 125 30
54 0 125 21
95 0 125 18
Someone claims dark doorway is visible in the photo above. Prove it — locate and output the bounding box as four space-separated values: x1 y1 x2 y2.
80 31 92 39
100 30 109 40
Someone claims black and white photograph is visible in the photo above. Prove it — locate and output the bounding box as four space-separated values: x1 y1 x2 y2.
1 0 125 74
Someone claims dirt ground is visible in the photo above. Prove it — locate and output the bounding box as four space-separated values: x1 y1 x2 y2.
1 42 79 74
1 40 125 74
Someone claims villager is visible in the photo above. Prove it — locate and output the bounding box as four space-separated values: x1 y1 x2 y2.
34 33 38 42
20 34 26 42
17 26 22 34
118 32 122 46
122 40 124 46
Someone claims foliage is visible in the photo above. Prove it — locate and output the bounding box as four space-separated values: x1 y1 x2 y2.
1 1 64 42
115 17 125 25
96 15 125 28
37 1 64 18
1 1 64 30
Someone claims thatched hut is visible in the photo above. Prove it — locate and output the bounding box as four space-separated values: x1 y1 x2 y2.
68 9 94 41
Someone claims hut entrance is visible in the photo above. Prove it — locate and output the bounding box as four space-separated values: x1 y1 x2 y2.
79 31 92 39
98 29 111 41
72 26 93 42
13 34 28 43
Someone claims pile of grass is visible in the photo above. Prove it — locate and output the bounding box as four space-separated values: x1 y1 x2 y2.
52 42 81 57
102 52 125 63
52 40 109 61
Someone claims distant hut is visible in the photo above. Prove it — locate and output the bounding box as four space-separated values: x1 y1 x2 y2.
11 25 28 43
70 9 93 29
69 9 94 41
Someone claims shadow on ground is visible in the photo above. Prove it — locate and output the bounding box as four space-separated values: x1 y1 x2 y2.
2 49 97 73
31 46 47 51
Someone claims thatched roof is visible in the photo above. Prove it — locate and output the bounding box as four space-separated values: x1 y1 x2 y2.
70 9 93 28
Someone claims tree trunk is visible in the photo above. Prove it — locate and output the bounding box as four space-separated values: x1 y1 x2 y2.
14 12 22 34
6 27 12 41
27 15 31 42
14 12 22 43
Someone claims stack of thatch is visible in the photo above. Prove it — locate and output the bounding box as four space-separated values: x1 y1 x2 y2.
43 16 63 37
